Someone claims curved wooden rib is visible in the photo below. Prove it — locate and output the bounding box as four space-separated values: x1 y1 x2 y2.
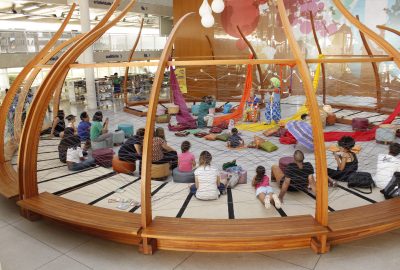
13 35 82 141
205 35 215 60
18 0 134 206
123 18 145 106
277 0 329 253
51 0 126 115
0 3 76 164
332 0 400 68
356 15 381 110
140 12 194 253
236 25 264 89
376 25 400 37
309 11 327 104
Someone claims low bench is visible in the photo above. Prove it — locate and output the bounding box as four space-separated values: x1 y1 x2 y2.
142 215 329 253
328 198 400 245
17 192 142 245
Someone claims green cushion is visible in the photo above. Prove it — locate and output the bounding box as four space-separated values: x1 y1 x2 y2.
260 141 278 152
216 133 229 142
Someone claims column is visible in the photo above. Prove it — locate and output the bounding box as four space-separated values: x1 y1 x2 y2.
79 0 97 110
0 68 10 91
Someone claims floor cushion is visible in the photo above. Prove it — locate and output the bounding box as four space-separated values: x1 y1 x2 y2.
259 141 278 152
92 148 114 168
112 130 125 145
112 155 136 174
279 156 295 172
91 140 108 150
216 133 230 142
118 124 134 138
326 114 336 126
172 168 195 183
376 127 396 144
151 163 170 180
352 118 369 131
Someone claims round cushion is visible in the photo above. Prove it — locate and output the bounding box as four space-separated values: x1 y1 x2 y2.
112 130 125 145
91 140 108 150
151 163 170 180
279 156 294 172
117 124 134 137
326 114 336 126
172 168 195 183
112 155 136 174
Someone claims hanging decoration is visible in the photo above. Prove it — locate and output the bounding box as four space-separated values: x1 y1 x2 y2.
199 0 225 28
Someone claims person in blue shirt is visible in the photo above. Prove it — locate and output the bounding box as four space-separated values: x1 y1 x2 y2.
77 111 91 142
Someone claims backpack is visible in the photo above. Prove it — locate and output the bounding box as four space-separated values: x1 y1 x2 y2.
381 172 400 199
347 172 375 194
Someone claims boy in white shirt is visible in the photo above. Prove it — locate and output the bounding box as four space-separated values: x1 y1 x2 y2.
66 141 95 171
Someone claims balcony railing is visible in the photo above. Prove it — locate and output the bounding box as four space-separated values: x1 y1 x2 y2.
0 30 167 54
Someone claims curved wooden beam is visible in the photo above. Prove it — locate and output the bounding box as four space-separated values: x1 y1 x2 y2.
205 35 215 60
0 3 76 164
18 0 134 208
356 15 381 111
13 35 82 141
140 12 195 254
236 25 264 89
309 11 327 104
277 0 329 253
52 0 126 115
376 25 400 37
332 0 400 68
123 18 144 106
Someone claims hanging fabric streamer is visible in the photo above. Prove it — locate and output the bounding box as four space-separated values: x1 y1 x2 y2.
236 54 324 132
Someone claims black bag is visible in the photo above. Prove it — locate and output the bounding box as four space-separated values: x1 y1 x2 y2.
347 172 375 194
381 172 400 199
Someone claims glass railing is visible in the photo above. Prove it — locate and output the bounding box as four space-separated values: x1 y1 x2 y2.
0 30 167 54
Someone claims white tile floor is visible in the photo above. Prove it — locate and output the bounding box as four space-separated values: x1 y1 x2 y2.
2 98 400 269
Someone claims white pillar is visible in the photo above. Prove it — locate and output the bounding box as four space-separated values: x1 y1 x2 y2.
79 0 97 110
0 68 10 91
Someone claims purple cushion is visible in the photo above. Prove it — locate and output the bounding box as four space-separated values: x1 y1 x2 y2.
279 157 295 172
352 118 369 131
92 148 114 167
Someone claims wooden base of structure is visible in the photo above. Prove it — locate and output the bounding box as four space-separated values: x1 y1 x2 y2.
123 106 148 117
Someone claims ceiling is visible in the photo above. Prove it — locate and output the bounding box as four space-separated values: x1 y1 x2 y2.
0 0 172 28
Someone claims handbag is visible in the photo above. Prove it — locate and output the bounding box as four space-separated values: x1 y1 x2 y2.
347 172 375 194
381 172 400 199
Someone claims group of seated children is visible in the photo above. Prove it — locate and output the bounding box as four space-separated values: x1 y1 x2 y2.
55 110 113 171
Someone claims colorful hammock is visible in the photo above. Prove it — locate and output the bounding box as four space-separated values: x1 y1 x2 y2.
169 66 197 128
324 101 400 142
212 62 253 126
236 55 324 132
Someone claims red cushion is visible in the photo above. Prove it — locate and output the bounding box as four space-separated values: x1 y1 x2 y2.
92 148 114 168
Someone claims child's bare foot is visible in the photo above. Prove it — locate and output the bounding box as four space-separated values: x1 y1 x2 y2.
264 194 271 209
272 194 281 209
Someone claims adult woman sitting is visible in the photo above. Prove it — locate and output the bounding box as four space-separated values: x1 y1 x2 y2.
152 127 178 169
58 127 81 163
90 111 113 148
328 136 358 185
118 128 145 163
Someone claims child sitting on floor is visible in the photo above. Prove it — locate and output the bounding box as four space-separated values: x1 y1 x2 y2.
252 166 281 209
66 140 95 171
191 151 225 200
178 141 196 172
227 128 244 148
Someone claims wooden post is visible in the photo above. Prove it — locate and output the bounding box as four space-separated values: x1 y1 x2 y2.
123 18 145 106
140 12 195 255
277 0 329 253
